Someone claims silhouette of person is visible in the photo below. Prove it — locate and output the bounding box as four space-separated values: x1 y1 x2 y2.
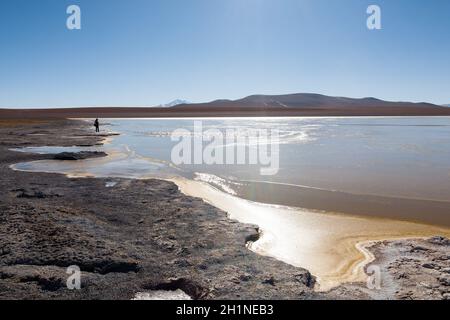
94 118 100 133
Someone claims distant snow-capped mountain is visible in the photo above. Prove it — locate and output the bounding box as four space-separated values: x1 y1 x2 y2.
157 99 190 108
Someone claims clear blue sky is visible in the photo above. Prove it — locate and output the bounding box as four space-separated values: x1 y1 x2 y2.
1 0 449 108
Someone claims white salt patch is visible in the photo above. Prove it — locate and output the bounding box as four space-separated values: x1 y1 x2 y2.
133 290 192 300
105 181 118 188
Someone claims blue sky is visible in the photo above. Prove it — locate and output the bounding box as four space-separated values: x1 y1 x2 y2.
0 0 449 108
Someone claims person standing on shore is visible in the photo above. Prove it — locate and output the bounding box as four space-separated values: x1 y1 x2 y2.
94 118 100 133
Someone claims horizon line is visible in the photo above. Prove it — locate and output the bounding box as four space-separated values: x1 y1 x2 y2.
0 92 447 110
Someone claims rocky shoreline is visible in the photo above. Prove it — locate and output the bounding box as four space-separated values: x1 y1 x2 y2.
326 237 450 300
0 120 317 300
0 119 448 300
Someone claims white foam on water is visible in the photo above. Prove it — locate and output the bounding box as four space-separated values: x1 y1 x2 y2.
194 172 240 195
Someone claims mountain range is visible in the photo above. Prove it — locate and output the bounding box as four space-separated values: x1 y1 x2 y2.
172 93 440 110
2 93 450 119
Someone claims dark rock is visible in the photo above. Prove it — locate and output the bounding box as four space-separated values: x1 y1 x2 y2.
295 272 316 288
245 229 260 244
51 260 141 274
438 276 450 286
428 237 450 246
239 274 252 282
173 259 192 267
0 247 11 257
15 188 61 199
411 246 430 252
441 268 450 274
422 263 439 270
396 272 409 279
53 151 107 161
397 291 414 300
262 276 276 286
177 247 191 256
21 275 65 292
18 190 45 199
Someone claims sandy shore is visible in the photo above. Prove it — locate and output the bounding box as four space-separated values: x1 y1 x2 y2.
0 119 449 299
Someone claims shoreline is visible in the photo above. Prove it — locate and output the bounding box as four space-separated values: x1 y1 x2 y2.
0 118 448 300
0 119 319 300
10 156 439 292
2 104 450 119
7 120 450 292
170 177 450 291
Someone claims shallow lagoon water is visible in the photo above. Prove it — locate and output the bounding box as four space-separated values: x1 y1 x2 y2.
106 116 450 202
11 116 450 290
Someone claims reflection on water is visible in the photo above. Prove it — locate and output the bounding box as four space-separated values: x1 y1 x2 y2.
173 176 450 291
104 117 450 201
72 116 450 227
11 117 450 227
12 116 450 226
13 144 166 179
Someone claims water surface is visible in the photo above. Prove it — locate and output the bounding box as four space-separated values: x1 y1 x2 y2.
11 116 450 290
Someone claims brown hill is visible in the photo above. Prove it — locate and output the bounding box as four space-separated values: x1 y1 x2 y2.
1 93 450 119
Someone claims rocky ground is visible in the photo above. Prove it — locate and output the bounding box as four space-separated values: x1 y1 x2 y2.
0 119 448 300
326 237 450 300
0 119 316 300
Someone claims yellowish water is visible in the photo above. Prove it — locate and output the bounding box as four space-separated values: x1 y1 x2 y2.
171 177 450 291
